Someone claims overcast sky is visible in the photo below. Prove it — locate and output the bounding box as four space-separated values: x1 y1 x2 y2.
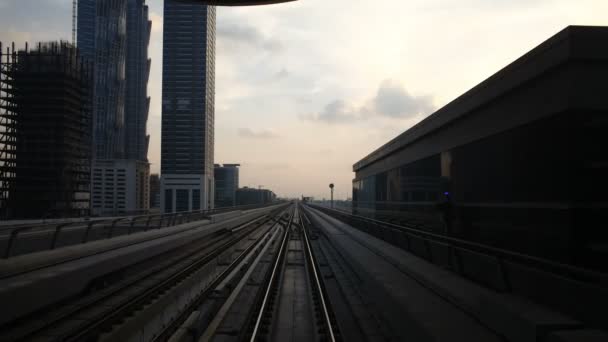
0 0 606 199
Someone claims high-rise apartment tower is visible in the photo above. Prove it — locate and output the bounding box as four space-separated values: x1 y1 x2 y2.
161 1 216 213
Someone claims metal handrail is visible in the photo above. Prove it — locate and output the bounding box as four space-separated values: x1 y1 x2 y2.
82 220 96 243
1 201 284 259
50 222 76 250
108 217 129 239
308 204 608 286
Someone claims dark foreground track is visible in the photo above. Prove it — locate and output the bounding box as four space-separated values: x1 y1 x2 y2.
0 207 287 342
4 201 602 341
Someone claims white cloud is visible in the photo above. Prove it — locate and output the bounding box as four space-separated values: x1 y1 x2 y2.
300 100 359 124
301 79 434 124
373 79 434 118
238 128 280 139
2 0 608 198
274 68 289 80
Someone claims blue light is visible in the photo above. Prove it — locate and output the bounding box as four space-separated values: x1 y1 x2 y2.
444 192 450 196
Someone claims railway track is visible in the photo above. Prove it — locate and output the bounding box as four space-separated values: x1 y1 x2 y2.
199 203 341 342
299 205 392 342
5 200 575 342
0 206 290 342
1 201 605 342
249 203 339 342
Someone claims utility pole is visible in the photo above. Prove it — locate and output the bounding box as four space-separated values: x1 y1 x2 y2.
329 183 334 209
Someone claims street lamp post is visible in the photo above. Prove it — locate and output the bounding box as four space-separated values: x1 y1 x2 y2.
329 183 334 209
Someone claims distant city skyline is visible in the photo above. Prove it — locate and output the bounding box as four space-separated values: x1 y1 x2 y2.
1 0 606 199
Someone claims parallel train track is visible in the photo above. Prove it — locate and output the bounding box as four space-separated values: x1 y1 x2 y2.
0 206 289 342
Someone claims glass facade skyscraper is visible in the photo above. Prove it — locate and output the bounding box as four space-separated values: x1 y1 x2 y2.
161 1 216 212
78 0 151 216
78 0 127 160
125 0 151 162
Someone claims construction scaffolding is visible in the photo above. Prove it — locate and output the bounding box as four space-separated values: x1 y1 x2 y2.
0 42 17 219
0 42 93 219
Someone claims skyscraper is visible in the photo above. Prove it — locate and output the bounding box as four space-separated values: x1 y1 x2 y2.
77 0 127 160
79 0 151 216
161 1 216 213
126 0 151 162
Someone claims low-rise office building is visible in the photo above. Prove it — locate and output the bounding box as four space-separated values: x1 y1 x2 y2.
214 164 239 208
236 187 276 206
91 159 150 216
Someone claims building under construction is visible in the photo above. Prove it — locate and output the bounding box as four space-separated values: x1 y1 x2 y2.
0 42 93 219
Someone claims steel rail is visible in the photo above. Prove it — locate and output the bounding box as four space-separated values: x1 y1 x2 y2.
2 209 283 342
65 209 288 342
152 211 286 342
301 205 337 342
197 216 287 342
249 207 294 342
155 207 293 342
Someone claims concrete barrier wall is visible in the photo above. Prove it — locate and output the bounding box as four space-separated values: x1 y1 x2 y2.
0 203 289 325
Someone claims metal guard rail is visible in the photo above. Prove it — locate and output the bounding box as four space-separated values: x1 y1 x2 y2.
308 204 608 288
2 202 284 258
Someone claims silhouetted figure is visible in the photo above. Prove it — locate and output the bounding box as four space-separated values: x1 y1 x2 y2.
436 192 453 236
